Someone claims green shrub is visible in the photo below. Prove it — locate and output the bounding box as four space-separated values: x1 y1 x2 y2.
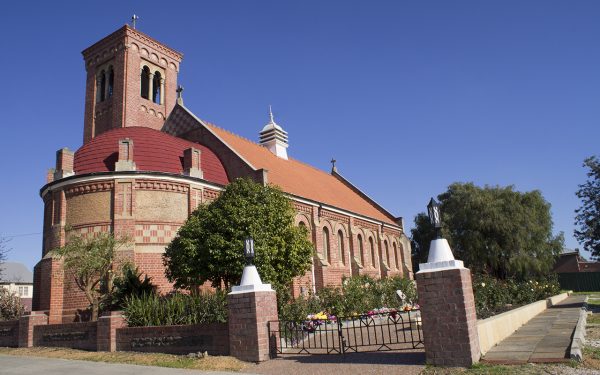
277 275 418 321
0 288 24 321
123 291 227 327
473 274 561 319
104 264 157 311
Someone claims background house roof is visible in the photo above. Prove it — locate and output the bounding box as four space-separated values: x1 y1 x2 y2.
0 262 33 283
203 122 398 226
74 127 229 185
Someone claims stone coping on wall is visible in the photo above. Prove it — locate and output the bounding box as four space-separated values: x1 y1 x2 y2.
477 292 571 355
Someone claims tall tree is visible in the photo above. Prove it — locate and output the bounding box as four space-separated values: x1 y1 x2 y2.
575 156 600 259
411 183 563 279
164 178 314 290
52 232 129 321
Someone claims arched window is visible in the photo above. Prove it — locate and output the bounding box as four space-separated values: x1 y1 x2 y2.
357 234 364 265
393 243 399 269
152 71 162 104
298 221 310 239
384 240 390 266
107 66 114 99
322 227 330 264
369 237 376 267
337 230 345 265
99 70 106 102
140 66 150 99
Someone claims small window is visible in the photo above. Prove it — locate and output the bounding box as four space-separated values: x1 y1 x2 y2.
152 71 162 104
384 240 390 266
322 227 330 263
99 70 106 102
337 230 345 265
107 66 114 98
357 234 364 265
140 66 150 99
369 237 376 267
393 243 399 269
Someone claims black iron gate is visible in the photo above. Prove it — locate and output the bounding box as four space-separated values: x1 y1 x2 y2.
268 310 424 355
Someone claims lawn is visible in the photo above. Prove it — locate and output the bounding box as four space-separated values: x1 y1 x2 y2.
0 347 247 372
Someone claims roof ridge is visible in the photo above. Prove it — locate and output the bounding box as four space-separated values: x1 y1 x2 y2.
201 120 339 179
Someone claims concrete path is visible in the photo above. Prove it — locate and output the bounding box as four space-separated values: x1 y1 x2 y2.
482 294 587 364
0 354 251 375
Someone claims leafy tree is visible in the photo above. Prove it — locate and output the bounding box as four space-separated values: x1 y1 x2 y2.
164 178 314 290
575 156 600 259
411 183 564 279
52 232 129 321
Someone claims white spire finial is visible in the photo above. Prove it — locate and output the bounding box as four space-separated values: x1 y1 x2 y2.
131 14 139 29
269 105 274 123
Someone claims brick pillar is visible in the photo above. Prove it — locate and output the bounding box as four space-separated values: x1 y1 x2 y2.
18 312 48 348
54 148 74 180
227 290 278 362
416 268 480 367
97 311 126 352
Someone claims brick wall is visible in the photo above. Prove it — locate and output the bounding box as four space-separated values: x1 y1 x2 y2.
0 320 19 347
116 323 229 355
34 322 98 351
134 252 174 292
37 173 412 320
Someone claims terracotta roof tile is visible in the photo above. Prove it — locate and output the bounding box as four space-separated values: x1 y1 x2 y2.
74 127 228 185
203 122 397 225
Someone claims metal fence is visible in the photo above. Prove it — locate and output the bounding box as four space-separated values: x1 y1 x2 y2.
268 310 424 355
558 272 600 292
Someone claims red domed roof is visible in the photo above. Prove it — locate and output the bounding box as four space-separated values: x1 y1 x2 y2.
74 127 229 185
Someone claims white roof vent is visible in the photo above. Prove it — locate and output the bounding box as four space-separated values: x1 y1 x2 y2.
259 106 288 160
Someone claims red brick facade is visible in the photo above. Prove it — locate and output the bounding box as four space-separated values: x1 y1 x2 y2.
34 25 413 321
82 26 182 143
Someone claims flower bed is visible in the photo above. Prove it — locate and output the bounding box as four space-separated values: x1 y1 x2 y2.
278 275 417 322
472 274 561 319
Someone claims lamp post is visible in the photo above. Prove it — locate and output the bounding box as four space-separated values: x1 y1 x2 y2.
244 237 255 265
418 197 464 272
231 236 272 293
427 198 442 239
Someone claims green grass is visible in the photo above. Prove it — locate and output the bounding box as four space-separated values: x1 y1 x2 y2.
0 347 246 371
420 362 579 374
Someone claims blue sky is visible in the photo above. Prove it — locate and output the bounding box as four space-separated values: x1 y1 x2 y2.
0 1 598 269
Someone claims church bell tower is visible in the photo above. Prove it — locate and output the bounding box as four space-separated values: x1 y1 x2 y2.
81 25 183 143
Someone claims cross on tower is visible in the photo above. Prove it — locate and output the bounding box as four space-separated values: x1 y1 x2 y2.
331 158 337 173
176 85 184 105
131 14 139 29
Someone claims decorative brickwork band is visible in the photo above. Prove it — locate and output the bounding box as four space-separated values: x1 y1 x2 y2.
18 312 48 348
416 268 480 367
227 290 278 362
97 311 127 352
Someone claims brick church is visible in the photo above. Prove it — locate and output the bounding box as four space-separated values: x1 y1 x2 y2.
33 25 413 323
